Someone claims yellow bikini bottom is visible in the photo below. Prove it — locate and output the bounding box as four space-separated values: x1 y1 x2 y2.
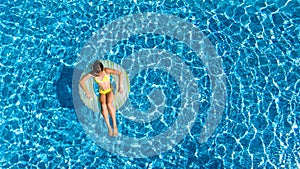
99 88 112 95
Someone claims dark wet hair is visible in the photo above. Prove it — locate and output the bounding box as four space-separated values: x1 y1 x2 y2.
90 60 104 76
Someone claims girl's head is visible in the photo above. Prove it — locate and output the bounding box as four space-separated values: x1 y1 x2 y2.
91 60 104 76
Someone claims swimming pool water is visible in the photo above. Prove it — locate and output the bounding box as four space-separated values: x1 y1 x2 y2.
1 0 299 168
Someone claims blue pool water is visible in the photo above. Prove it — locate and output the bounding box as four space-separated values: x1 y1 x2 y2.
1 0 300 168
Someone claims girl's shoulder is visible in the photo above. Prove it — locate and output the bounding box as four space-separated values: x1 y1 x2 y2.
103 68 110 75
87 72 95 77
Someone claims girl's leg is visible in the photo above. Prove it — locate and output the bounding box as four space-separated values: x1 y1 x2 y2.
99 94 113 136
106 91 118 136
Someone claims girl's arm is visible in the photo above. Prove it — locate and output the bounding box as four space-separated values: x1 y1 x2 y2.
105 68 123 93
79 73 93 98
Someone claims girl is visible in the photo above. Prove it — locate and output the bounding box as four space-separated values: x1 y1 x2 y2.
80 60 123 136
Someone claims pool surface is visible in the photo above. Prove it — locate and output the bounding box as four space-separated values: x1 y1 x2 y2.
1 0 299 168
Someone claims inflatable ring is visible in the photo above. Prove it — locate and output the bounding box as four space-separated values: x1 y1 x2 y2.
78 60 130 112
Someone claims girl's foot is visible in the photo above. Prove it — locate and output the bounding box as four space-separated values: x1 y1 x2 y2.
108 128 113 136
113 128 118 136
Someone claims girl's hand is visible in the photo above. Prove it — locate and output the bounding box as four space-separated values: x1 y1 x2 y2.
118 87 123 94
86 92 91 99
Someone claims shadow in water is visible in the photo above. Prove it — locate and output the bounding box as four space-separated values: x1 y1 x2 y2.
54 65 75 109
